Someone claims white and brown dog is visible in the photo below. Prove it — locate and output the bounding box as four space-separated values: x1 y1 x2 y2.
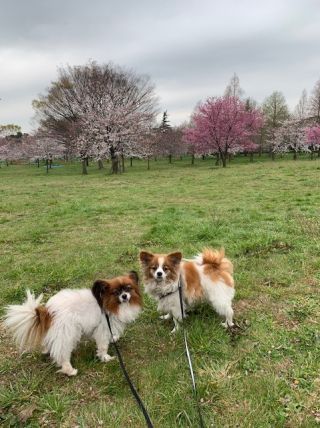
140 248 235 333
3 272 142 376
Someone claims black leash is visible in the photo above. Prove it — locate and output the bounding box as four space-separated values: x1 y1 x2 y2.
178 276 206 428
104 313 154 428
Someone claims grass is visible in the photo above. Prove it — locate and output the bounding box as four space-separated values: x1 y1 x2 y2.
0 154 319 427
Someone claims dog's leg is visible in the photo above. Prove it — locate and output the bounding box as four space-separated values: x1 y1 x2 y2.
160 313 172 320
206 284 234 328
93 325 115 363
170 317 181 334
221 306 234 328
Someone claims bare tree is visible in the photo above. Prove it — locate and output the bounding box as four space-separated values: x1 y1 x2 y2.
262 91 290 158
224 73 244 99
294 89 308 120
308 78 320 123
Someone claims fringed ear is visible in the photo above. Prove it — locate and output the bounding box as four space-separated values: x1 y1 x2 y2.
92 280 109 307
129 270 139 285
167 251 182 265
139 251 154 265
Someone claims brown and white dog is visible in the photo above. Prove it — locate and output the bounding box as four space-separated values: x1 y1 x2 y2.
3 272 142 376
140 248 234 333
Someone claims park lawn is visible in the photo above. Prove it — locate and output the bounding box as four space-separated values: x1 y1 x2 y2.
0 155 319 427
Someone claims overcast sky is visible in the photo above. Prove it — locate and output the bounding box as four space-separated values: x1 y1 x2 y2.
1 0 320 132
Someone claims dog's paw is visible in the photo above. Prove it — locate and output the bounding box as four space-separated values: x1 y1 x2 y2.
57 367 78 376
170 326 179 334
160 313 171 320
221 321 234 328
99 354 115 363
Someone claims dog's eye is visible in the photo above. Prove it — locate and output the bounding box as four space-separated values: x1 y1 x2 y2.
151 266 157 270
163 265 169 271
123 285 132 292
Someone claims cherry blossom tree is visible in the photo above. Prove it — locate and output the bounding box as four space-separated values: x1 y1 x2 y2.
33 62 158 174
271 120 309 159
184 96 263 167
305 125 320 159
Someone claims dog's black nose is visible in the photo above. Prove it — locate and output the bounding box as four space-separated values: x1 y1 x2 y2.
157 271 163 277
122 294 127 300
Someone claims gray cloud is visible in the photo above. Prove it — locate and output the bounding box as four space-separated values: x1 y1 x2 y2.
1 0 320 131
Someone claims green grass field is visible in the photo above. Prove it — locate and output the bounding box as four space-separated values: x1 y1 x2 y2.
0 155 319 427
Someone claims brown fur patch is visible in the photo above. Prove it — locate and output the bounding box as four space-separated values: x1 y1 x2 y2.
183 261 204 303
202 248 234 287
93 274 142 315
27 306 52 349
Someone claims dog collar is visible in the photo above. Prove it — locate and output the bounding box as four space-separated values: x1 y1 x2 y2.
159 276 183 300
159 289 178 300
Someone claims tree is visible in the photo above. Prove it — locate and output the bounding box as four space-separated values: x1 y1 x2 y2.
0 124 22 138
294 89 308 120
224 73 244 99
305 125 320 158
308 78 320 123
33 61 158 173
262 91 290 158
184 96 263 167
271 120 308 159
156 111 176 163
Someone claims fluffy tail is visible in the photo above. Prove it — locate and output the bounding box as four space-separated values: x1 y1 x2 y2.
200 248 233 274
3 290 51 351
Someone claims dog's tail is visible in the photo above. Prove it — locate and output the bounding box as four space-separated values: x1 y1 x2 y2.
198 248 233 274
3 290 52 351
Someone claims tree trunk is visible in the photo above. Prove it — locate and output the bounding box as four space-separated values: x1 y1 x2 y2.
202 155 205 160
37 159 40 168
110 147 118 174
169 154 172 164
111 158 118 174
86 157 89 167
221 153 227 167
49 159 52 169
121 155 125 173
147 157 150 170
215 153 220 166
46 159 49 173
130 157 133 167
82 159 88 175
191 154 195 165
98 159 104 169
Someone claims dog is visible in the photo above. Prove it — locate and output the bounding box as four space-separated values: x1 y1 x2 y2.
139 248 234 333
3 271 142 376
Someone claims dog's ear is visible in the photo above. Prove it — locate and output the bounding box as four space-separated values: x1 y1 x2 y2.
128 270 139 285
139 251 154 265
92 280 109 307
167 252 182 265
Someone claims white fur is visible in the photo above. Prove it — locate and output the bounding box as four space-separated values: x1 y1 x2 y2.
145 260 235 332
3 290 44 350
4 288 141 376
